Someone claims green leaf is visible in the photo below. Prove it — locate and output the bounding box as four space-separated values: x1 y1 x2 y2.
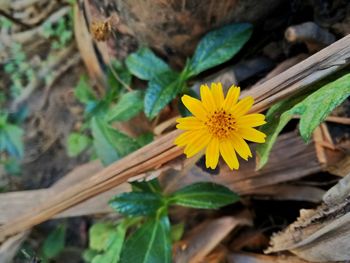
83 249 99 262
67 132 91 157
144 71 182 119
256 73 350 169
120 216 171 263
170 182 239 209
126 48 171 80
171 223 184 242
89 223 116 251
91 117 139 165
131 178 162 193
109 191 164 216
107 60 132 98
188 23 252 76
42 224 66 259
107 91 144 122
3 158 21 175
136 132 154 147
75 75 96 104
298 74 350 141
255 95 308 170
3 124 24 158
92 223 127 263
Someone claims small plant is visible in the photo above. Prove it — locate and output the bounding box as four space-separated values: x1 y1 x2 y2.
3 42 35 98
83 179 239 263
42 13 73 50
68 61 152 165
126 23 252 119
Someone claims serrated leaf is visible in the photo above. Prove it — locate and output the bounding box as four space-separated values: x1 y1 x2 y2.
91 223 127 263
188 23 252 76
170 182 239 209
120 216 171 263
91 117 139 166
126 48 170 80
67 132 91 157
74 75 96 104
256 73 350 169
42 224 66 259
109 191 164 216
144 71 182 119
107 90 144 122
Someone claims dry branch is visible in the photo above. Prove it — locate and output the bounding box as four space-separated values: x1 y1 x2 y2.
0 131 325 224
0 34 350 242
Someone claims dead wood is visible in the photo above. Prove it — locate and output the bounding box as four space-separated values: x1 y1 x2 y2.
0 131 325 225
285 22 335 52
266 172 350 262
0 34 350 242
173 212 252 263
228 252 310 263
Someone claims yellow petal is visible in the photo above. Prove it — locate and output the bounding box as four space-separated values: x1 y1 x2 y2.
230 133 252 160
210 83 224 107
176 117 205 130
219 140 239 170
223 86 240 112
200 84 216 113
181 95 207 121
174 130 199 147
230 96 254 118
236 114 266 128
238 127 266 143
205 137 220 169
184 131 211 157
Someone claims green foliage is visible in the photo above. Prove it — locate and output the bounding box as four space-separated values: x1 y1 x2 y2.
144 70 183 119
89 223 116 251
42 14 73 50
126 48 171 81
84 220 130 263
104 179 239 263
91 117 139 165
169 182 240 209
120 216 171 263
136 132 154 147
107 90 144 122
0 114 24 159
188 23 252 77
110 192 164 216
67 132 91 157
74 75 97 105
72 63 146 165
42 224 66 260
4 43 35 98
171 223 185 242
127 23 252 119
256 73 350 169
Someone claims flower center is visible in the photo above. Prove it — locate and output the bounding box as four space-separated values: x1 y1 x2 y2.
205 109 236 139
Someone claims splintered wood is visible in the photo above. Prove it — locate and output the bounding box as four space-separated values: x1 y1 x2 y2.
0 34 350 242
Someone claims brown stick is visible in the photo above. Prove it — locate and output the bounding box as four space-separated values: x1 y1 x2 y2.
1 34 350 241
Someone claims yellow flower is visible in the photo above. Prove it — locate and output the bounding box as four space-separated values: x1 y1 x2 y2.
174 82 266 170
